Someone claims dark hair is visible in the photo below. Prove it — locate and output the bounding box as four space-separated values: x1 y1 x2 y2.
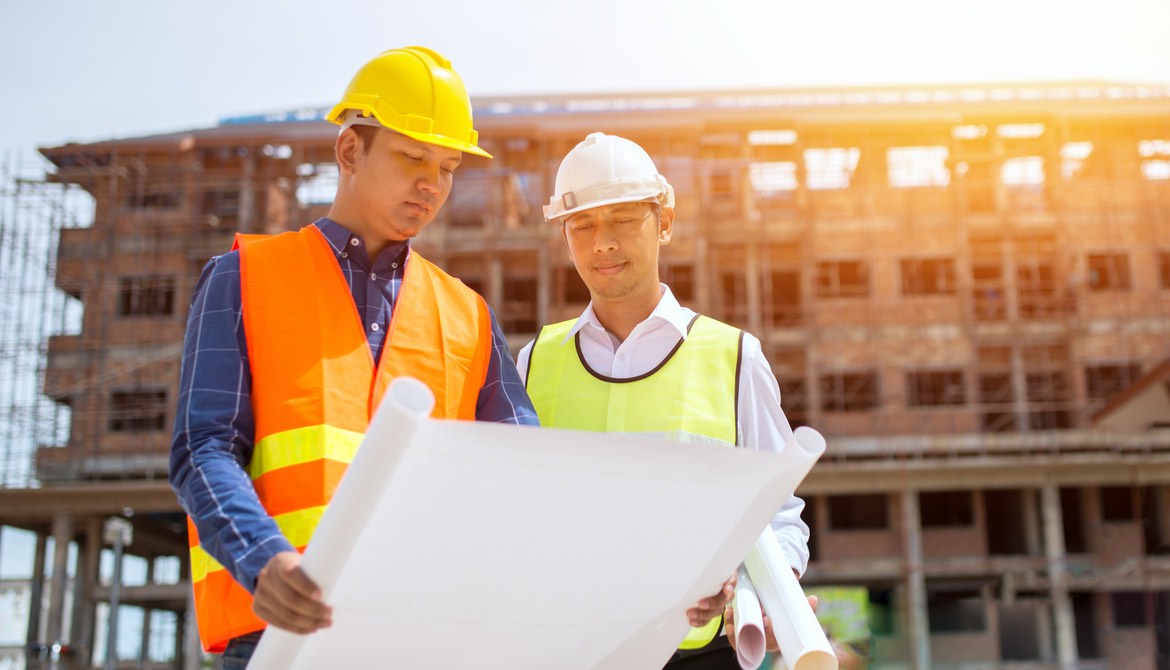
351 125 380 154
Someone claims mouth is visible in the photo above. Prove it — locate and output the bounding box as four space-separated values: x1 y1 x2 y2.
404 201 433 216
593 262 626 277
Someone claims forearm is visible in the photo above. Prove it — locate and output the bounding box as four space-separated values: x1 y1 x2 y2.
770 494 810 577
475 306 539 425
171 438 294 591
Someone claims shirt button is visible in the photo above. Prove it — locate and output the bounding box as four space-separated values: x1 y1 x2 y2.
350 238 360 247
371 323 381 332
340 251 348 258
371 273 378 281
391 262 398 269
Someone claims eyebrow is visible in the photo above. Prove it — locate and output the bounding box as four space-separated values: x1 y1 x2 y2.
388 134 461 164
611 204 649 216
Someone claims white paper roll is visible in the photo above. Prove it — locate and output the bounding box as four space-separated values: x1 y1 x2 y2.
743 530 837 670
733 567 766 669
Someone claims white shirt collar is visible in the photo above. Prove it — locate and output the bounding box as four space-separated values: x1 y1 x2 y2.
561 284 692 344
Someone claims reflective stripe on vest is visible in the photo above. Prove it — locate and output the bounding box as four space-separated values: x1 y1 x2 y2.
187 226 491 652
525 314 743 649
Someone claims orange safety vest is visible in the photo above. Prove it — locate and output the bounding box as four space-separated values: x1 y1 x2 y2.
187 225 491 652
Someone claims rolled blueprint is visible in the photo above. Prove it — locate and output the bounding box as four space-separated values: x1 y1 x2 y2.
299 376 436 594
250 377 436 670
732 566 766 669
742 426 837 670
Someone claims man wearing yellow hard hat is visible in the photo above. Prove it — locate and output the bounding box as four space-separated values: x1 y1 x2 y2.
169 47 538 666
518 132 811 669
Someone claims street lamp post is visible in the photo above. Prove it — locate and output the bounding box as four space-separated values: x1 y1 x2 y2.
102 517 133 670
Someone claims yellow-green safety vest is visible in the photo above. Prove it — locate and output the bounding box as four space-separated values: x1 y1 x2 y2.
525 313 743 650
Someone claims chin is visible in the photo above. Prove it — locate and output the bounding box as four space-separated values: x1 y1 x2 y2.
388 220 426 239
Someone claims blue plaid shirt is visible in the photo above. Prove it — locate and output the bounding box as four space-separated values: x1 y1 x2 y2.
170 218 538 593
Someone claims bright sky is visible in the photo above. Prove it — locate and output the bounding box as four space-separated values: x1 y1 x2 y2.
2 0 1169 162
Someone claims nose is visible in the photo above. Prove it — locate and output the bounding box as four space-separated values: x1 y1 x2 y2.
592 221 618 254
416 161 441 195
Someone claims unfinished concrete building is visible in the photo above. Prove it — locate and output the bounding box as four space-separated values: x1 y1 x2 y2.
1 81 1169 669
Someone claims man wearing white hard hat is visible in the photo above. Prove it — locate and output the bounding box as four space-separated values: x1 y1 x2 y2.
517 132 811 669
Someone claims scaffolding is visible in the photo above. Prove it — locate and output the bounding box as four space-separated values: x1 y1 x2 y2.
0 153 85 487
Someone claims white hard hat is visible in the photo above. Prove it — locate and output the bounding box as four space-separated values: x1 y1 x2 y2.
543 132 675 222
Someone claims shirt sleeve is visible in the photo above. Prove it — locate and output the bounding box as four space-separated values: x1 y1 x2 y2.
168 253 294 593
737 333 812 577
474 306 540 426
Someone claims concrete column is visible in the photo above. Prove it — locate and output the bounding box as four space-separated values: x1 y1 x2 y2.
46 513 74 647
27 530 47 647
1036 602 1055 662
745 245 762 335
902 489 931 670
1041 483 1078 669
70 518 102 665
1010 344 1030 432
137 559 156 668
182 579 202 670
488 256 504 318
536 244 551 335
694 234 710 314
239 147 256 233
1023 488 1043 556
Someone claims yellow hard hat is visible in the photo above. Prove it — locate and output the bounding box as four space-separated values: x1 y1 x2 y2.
326 46 491 159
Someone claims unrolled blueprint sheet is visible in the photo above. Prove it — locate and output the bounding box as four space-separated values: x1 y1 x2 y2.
249 377 821 669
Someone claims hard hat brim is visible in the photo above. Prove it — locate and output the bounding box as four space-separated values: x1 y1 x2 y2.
326 103 492 159
544 193 667 222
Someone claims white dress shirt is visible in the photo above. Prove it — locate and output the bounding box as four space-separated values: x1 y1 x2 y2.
517 284 811 575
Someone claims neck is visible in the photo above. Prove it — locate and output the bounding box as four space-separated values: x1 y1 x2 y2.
590 284 663 343
326 202 400 262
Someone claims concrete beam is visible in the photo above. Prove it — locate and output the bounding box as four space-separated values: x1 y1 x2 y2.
0 482 181 521
92 583 189 609
802 455 1170 494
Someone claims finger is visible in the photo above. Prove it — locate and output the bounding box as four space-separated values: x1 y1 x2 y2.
253 595 329 634
279 564 326 602
808 594 819 612
724 607 737 650
700 584 735 611
267 584 333 624
256 570 332 627
762 615 780 652
688 603 723 626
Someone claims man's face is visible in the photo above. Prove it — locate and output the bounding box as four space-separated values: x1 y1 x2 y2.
561 201 673 302
349 129 463 242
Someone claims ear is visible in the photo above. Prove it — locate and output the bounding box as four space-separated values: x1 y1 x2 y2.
658 206 675 246
335 128 362 176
